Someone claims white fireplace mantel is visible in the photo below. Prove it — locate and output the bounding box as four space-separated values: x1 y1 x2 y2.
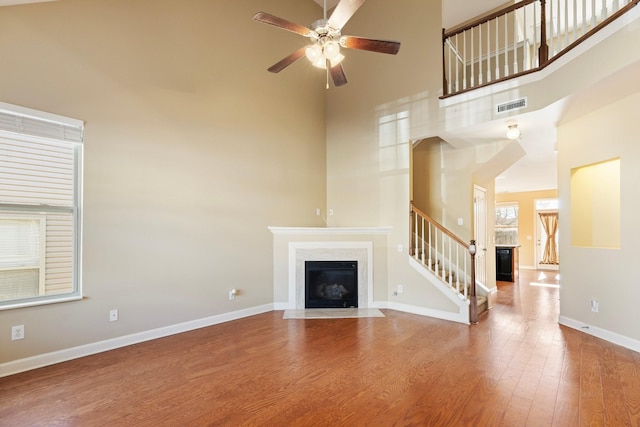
269 226 392 310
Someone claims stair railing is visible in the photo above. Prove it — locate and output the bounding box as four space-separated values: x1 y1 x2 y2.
409 202 476 313
442 0 639 97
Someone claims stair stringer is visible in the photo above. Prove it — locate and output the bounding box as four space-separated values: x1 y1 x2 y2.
408 257 470 324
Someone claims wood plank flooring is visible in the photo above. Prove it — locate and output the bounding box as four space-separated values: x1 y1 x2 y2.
2 269 640 426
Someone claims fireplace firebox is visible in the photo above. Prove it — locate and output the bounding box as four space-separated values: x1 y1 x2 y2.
305 261 358 308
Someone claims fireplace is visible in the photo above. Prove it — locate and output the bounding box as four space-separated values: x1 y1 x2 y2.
305 261 358 308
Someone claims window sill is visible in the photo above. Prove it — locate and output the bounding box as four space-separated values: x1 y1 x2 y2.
0 294 84 311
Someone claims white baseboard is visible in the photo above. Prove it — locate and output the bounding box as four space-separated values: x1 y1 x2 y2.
377 300 469 325
559 315 640 353
0 304 274 378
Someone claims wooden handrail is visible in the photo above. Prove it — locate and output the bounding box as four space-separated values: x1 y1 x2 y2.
443 0 537 38
410 202 468 248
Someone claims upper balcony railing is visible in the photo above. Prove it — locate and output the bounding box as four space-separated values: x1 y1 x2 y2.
441 0 639 98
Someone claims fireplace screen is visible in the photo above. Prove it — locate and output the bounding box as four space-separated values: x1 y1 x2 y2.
305 261 358 308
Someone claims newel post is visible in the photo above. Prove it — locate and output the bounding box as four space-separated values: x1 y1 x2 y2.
469 240 478 324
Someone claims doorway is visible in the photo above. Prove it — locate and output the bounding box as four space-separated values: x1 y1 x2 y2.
473 185 488 286
535 199 559 271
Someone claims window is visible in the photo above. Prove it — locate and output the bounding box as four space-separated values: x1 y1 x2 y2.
0 102 83 309
495 203 518 245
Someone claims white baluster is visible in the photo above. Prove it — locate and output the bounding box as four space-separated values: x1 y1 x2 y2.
533 2 540 68
573 0 578 41
582 0 587 36
549 0 554 56
495 17 500 79
487 20 491 81
455 246 460 292
523 3 529 70
447 40 452 94
463 30 467 90
434 227 438 273
513 10 518 73
613 0 620 13
556 0 561 52
428 222 433 269
455 34 460 93
463 255 468 298
441 233 445 281
565 0 569 49
421 216 425 264
413 213 419 259
471 27 475 88
504 13 509 77
478 24 483 85
448 238 452 286
601 0 608 22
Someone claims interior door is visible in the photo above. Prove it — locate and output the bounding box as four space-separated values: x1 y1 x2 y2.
473 185 487 285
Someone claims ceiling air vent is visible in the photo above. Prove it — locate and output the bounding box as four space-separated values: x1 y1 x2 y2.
496 97 527 114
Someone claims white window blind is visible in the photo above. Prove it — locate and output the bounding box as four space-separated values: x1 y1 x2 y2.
0 217 43 268
0 102 83 143
0 102 83 309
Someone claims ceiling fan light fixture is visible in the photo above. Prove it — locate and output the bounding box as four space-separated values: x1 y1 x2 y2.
305 44 323 64
324 41 341 60
329 52 345 67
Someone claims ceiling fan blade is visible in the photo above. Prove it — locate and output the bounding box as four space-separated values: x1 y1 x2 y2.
253 12 313 36
329 63 348 87
328 0 366 30
340 36 401 55
267 47 307 73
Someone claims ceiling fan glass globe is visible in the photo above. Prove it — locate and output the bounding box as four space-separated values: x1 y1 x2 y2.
324 41 341 60
305 44 323 64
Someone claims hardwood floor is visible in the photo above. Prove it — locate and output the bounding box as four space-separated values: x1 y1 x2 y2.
2 269 640 426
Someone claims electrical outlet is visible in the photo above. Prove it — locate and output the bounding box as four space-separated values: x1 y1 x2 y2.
316 208 321 216
328 209 334 216
229 289 237 300
11 325 24 341
590 299 598 313
397 284 404 294
109 309 119 322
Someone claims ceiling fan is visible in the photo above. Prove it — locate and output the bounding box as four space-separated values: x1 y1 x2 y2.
253 0 401 88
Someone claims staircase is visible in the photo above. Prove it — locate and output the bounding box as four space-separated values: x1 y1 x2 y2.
410 202 489 323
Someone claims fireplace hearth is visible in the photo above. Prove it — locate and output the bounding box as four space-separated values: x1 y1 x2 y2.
305 261 358 308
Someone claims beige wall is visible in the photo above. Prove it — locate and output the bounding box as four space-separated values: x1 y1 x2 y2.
558 89 640 342
496 189 558 268
0 0 327 363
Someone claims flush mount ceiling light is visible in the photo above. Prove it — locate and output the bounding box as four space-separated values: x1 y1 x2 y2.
506 122 520 140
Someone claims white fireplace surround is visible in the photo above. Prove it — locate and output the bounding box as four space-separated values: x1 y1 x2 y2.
289 242 373 310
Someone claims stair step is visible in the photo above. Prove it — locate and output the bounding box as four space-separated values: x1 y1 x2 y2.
476 295 488 314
